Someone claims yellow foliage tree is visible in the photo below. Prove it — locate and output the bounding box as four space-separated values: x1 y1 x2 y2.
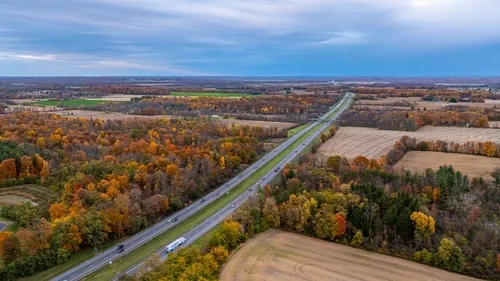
220 156 225 170
410 211 435 240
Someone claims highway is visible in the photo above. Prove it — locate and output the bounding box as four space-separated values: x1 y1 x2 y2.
52 93 353 281
118 92 354 278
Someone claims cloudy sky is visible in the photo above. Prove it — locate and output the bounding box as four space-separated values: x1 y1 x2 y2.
1 0 500 76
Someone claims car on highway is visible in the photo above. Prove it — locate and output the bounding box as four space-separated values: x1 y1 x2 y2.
173 218 178 222
249 188 253 191
201 199 206 203
274 167 279 172
231 205 235 208
117 244 124 253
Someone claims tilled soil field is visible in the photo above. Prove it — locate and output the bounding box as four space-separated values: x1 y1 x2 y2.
220 229 479 281
319 126 500 159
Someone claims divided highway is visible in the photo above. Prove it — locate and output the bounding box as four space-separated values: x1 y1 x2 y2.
52 93 354 281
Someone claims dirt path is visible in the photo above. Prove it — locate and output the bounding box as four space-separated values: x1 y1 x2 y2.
220 229 480 281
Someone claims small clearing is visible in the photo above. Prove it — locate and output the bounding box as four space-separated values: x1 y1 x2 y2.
320 126 500 159
394 151 500 180
0 185 52 207
0 195 38 206
220 229 478 281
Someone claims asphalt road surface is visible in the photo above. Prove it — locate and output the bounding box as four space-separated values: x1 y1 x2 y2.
52 93 353 281
0 222 6 231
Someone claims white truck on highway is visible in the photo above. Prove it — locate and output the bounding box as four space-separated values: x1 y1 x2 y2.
165 237 187 253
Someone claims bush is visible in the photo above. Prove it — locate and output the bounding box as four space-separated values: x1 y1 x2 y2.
351 230 364 247
413 248 433 265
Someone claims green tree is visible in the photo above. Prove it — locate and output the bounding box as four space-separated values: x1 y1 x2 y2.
435 238 466 273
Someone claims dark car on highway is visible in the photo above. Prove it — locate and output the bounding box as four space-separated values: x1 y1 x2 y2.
117 244 124 253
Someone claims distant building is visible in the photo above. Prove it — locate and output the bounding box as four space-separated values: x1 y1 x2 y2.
459 93 472 102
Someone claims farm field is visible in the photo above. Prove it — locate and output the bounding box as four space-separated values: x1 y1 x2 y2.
355 97 500 109
32 99 113 107
170 91 258 97
220 229 478 281
319 126 500 159
220 119 296 130
53 110 296 130
394 151 500 180
53 110 175 120
85 94 145 101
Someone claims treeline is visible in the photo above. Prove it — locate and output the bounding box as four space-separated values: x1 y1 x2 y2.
88 95 340 123
385 136 500 166
0 112 285 279
123 153 500 280
341 107 489 131
354 87 488 102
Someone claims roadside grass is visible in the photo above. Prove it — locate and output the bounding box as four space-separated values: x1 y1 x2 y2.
192 224 220 250
31 99 114 107
170 92 259 98
82 102 349 281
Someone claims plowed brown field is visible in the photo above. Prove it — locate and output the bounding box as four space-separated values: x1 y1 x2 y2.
319 126 500 159
394 151 500 180
220 229 479 281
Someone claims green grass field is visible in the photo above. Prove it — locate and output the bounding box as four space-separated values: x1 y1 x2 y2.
26 96 352 281
32 99 110 107
170 92 259 98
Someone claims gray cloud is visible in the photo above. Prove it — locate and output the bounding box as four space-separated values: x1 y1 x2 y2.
1 0 500 75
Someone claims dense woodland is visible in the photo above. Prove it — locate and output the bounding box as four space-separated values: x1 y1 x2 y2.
0 112 287 279
125 150 500 280
341 107 489 131
88 94 340 123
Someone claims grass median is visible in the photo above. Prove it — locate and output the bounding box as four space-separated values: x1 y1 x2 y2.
287 123 308 137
